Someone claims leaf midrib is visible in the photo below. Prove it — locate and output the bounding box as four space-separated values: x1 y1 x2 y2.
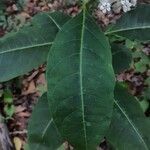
114 99 149 150
0 42 53 55
79 8 88 150
46 14 61 30
105 25 150 35
35 118 53 150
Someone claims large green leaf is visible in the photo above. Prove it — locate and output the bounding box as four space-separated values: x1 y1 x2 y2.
0 0 5 9
0 12 70 82
27 93 62 150
47 8 115 150
112 43 132 74
105 5 150 41
107 84 150 150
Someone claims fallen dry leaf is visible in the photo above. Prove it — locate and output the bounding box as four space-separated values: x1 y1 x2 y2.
22 81 36 95
13 137 22 150
15 106 26 114
17 112 30 118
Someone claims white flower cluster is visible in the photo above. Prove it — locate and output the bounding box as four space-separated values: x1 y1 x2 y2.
98 0 137 13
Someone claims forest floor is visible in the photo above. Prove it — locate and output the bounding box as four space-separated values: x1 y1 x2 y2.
0 0 150 150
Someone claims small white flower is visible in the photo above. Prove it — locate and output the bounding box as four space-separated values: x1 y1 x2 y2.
97 0 137 14
131 0 137 6
98 0 111 14
121 0 132 12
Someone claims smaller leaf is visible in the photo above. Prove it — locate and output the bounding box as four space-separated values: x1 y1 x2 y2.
106 5 150 41
4 104 15 118
134 61 147 73
139 100 149 113
27 93 62 150
125 39 135 49
107 83 150 150
112 43 132 74
133 50 149 73
3 90 13 104
0 12 70 82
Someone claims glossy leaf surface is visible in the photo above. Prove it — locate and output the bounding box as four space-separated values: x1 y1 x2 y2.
28 94 62 150
47 9 115 150
0 12 69 82
112 43 132 74
106 5 150 41
107 84 150 150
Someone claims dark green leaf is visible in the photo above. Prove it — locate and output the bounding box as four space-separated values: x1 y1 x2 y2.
27 94 62 150
0 0 6 10
0 12 70 82
3 90 13 103
133 51 149 73
107 84 150 150
112 43 132 74
106 5 150 41
4 104 15 118
143 77 150 100
47 9 115 150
